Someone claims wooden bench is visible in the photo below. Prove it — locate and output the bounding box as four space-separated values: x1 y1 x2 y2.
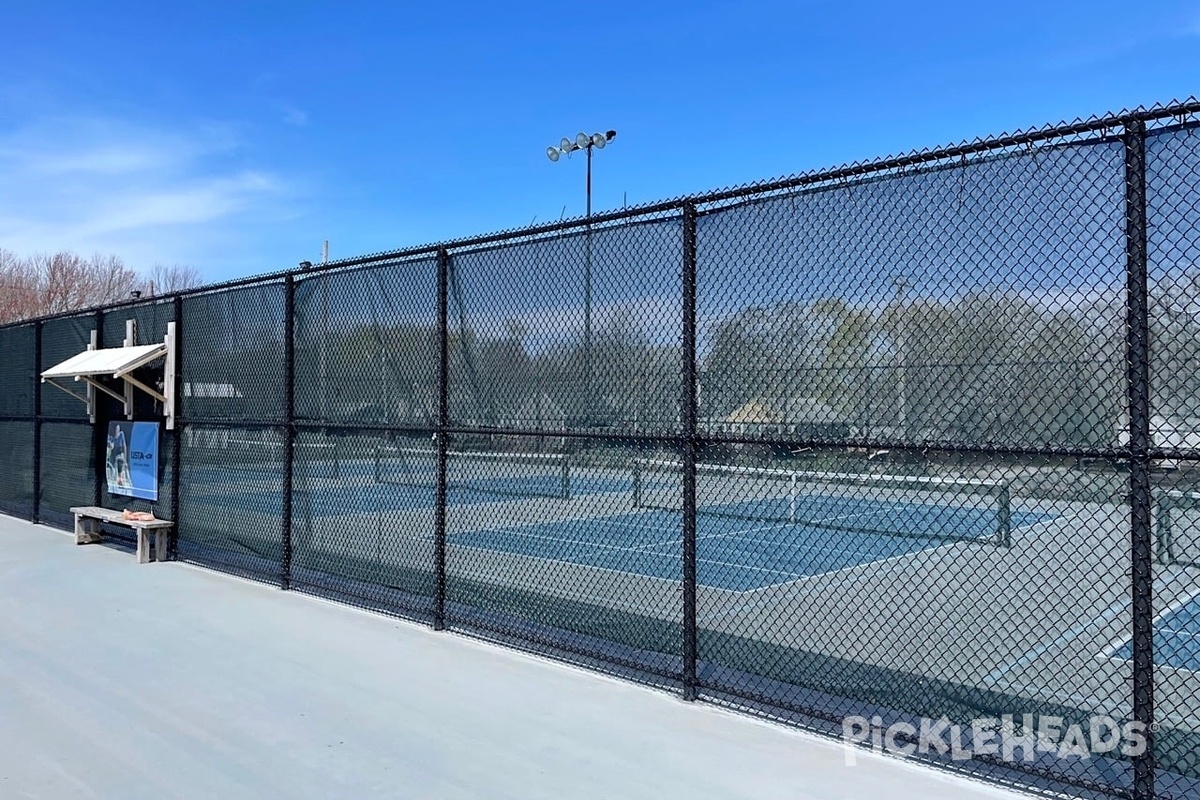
70 506 174 564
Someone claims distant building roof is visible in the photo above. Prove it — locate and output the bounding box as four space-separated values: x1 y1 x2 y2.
780 395 849 424
725 401 781 424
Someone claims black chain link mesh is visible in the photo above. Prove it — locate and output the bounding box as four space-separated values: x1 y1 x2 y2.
0 323 35 417
1146 119 1200 796
0 421 34 518
0 324 35 518
693 129 1148 795
443 219 685 678
181 283 287 423
295 258 439 426
175 424 285 580
38 421 95 529
39 315 93 420
0 103 1198 800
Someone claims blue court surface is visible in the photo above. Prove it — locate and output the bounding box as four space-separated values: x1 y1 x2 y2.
184 462 1050 592
450 505 1048 592
1113 594 1200 672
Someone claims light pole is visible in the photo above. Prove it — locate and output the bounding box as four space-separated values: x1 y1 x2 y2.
547 129 617 426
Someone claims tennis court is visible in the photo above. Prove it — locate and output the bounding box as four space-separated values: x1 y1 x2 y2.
1113 593 1200 672
184 449 1052 592
449 498 1050 593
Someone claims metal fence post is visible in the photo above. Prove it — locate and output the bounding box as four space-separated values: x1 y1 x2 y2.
282 274 296 590
1124 118 1155 800
31 320 42 523
435 247 450 631
682 201 699 701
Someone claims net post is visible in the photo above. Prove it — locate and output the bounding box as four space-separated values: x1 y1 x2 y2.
996 483 1011 548
681 201 699 701
789 471 797 523
281 274 295 591
632 459 643 507
434 246 450 632
31 319 42 523
1124 117 1154 800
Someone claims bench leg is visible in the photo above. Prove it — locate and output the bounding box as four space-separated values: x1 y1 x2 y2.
154 530 167 562
75 515 102 546
137 529 151 564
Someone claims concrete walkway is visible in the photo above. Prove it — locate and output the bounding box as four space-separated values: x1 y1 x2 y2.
0 515 1033 800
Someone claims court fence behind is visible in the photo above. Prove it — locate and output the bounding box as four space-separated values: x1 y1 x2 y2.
2 100 1200 800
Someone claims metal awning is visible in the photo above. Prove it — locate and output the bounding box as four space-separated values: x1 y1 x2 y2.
38 321 177 429
42 343 167 380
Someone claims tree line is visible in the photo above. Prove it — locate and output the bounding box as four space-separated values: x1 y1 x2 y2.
0 249 204 325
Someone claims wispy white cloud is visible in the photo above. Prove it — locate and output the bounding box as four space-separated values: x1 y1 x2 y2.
0 116 296 275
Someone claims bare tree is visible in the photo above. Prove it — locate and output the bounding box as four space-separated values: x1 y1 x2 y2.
0 250 141 324
34 252 141 315
145 263 204 296
0 252 207 324
0 249 38 324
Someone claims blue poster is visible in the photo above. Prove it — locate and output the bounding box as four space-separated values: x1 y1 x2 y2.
106 421 159 501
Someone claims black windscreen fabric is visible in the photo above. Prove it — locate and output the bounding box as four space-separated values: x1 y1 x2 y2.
0 421 34 518
40 315 94 420
294 258 438 426
0 324 36 417
176 424 284 579
444 434 683 678
1145 121 1200 798
181 283 287 422
447 218 683 432
38 421 94 529
101 301 175 349
696 137 1126 451
1147 122 1200 441
287 428 436 616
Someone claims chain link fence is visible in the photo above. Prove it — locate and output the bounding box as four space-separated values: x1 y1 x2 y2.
1 101 1199 799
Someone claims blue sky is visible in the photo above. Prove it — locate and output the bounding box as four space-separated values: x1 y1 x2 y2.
0 1 1197 284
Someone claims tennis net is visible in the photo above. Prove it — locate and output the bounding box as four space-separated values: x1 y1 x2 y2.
191 435 342 478
375 446 571 501
632 459 1011 546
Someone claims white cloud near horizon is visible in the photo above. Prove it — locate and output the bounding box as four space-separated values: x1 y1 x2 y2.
0 116 296 275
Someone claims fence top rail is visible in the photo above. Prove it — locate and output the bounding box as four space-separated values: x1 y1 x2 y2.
1 97 1197 332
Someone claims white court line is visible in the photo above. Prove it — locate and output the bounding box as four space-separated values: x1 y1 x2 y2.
454 527 646 555
612 508 900 552
985 597 1132 686
444 510 999 595
456 520 860 585
558 516 959 579
627 522 794 553
707 537 973 601
614 518 906 567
